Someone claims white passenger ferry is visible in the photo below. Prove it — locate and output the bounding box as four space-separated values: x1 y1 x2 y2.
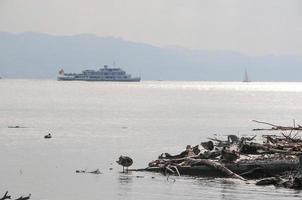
57 65 141 82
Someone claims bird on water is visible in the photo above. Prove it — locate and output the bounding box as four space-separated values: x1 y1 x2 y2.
116 155 133 173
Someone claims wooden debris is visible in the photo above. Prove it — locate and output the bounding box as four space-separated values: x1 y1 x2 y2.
0 191 11 200
256 177 284 186
140 121 302 190
185 158 246 180
252 120 302 131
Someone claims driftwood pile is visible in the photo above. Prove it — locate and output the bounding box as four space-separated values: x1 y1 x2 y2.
143 120 302 189
0 191 31 200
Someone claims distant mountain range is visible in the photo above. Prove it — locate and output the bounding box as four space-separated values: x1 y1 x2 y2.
0 32 301 81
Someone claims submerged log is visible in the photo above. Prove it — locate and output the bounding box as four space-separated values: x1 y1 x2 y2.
256 177 284 186
185 158 245 180
145 156 299 178
291 155 302 189
239 167 273 179
255 155 302 189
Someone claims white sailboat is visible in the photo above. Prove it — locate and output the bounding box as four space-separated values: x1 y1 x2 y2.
243 69 251 82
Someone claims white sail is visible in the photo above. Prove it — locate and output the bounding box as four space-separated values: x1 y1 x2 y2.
243 69 251 82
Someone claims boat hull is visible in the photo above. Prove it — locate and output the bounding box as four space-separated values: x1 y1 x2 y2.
57 77 141 82
57 65 141 82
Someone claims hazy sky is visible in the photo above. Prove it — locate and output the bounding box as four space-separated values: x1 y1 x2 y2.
1 0 302 56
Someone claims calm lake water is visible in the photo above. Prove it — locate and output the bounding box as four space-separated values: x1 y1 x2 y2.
1 80 302 200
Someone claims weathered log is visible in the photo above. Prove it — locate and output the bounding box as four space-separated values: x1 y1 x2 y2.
239 167 273 179
291 155 302 189
185 158 246 180
255 156 302 188
240 142 302 155
145 156 299 178
252 120 302 131
252 120 283 128
256 177 283 186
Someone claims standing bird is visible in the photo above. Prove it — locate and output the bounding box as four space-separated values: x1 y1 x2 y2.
116 155 133 173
